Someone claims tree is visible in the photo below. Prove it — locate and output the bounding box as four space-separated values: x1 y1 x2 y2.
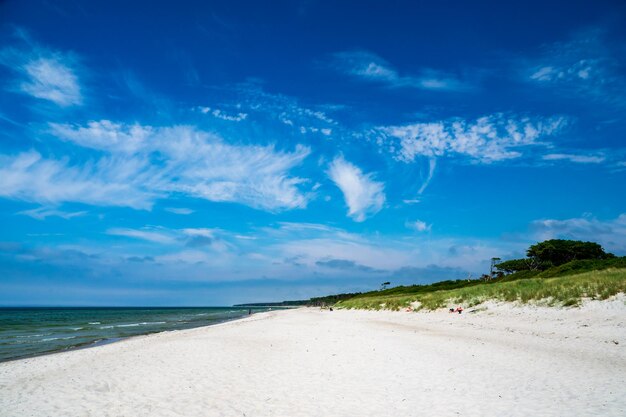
495 258 531 273
495 239 614 274
490 257 502 278
526 239 612 268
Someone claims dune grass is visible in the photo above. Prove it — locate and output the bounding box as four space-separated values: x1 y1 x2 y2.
336 268 626 311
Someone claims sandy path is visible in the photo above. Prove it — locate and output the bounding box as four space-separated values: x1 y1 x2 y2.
1 300 625 417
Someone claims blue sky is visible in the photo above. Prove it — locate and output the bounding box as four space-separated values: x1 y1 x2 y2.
0 0 625 306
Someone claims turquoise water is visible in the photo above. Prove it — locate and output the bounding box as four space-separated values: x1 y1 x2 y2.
0 307 268 362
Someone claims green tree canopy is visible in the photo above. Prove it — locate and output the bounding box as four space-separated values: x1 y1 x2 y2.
527 239 613 267
496 239 615 273
495 258 531 273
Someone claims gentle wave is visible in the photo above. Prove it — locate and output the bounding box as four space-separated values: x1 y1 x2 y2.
99 321 168 329
41 336 77 342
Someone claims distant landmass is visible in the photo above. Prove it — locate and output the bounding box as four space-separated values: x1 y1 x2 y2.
234 293 361 307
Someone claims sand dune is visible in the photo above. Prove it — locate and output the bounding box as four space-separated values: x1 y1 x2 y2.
1 299 625 416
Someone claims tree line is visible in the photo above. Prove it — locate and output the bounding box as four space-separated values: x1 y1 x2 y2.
496 239 615 273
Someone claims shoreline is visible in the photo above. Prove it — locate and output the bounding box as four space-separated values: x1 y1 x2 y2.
2 302 624 416
0 309 269 364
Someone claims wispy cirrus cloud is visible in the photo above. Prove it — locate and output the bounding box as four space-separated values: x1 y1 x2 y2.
524 28 626 106
0 121 312 211
542 153 605 164
220 82 338 137
331 50 470 91
0 151 158 209
380 113 567 164
50 120 151 153
18 56 82 106
164 207 194 215
0 35 83 107
327 156 385 222
107 227 176 244
53 122 313 212
17 206 87 220
406 219 431 232
106 226 231 251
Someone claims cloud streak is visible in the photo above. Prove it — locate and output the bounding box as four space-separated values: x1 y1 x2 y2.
331 50 470 91
17 206 87 220
0 151 158 209
542 153 605 164
0 121 312 211
524 28 626 106
327 156 385 222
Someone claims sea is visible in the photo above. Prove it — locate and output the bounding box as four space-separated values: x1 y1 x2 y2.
0 306 270 362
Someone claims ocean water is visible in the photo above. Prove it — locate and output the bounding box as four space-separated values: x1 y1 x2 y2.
0 307 269 362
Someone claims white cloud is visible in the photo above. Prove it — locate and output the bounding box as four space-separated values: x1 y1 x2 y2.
0 40 83 107
531 214 626 254
417 157 437 194
0 151 158 209
17 206 87 220
406 219 431 232
381 113 567 164
106 226 232 252
542 153 605 164
525 28 625 105
1 121 312 211
107 228 176 244
164 207 194 215
327 156 385 222
196 106 248 122
332 50 469 91
20 57 82 106
230 82 338 135
181 228 217 237
50 120 151 153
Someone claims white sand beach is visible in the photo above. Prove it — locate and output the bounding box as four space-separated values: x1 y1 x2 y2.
1 300 625 417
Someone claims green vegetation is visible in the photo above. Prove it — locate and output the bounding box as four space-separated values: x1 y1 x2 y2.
336 268 626 311
334 239 626 311
534 257 626 277
496 239 615 273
